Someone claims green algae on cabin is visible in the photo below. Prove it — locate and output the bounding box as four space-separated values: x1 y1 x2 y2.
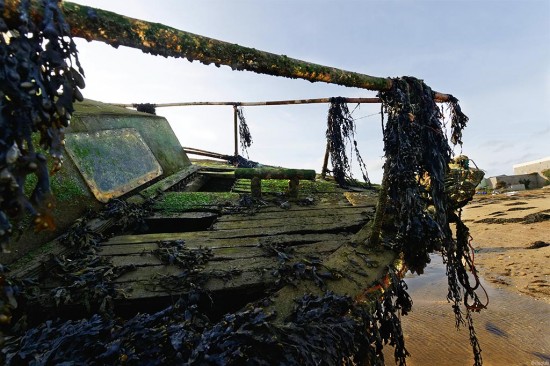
24 174 87 203
70 99 192 175
23 135 87 203
65 129 163 199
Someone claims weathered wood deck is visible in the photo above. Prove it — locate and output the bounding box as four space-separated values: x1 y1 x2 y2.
101 199 375 301
11 164 398 320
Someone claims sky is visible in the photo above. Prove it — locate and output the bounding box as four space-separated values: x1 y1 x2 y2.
69 0 549 184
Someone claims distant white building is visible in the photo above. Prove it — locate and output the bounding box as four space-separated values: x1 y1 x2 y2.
513 156 550 175
486 156 550 189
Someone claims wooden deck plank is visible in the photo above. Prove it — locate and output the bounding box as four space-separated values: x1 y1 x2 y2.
227 199 356 212
212 212 369 231
213 205 375 222
112 256 276 283
102 237 349 300
103 240 343 262
29 182 378 309
100 233 348 254
211 214 368 234
267 244 398 323
12 158 388 314
105 215 367 245
148 211 218 220
116 269 274 299
38 265 273 298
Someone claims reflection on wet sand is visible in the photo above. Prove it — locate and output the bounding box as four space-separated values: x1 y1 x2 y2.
384 255 550 366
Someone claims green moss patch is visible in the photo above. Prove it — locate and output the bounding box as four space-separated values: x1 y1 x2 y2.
233 179 344 194
22 131 89 203
191 159 234 169
154 192 240 212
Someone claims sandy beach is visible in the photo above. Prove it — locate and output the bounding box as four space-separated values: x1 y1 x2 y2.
461 188 550 304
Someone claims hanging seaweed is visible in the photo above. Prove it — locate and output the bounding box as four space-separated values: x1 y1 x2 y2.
378 76 484 365
236 106 253 158
373 267 412 366
133 103 157 115
447 96 469 146
0 0 84 250
378 77 451 273
326 97 370 187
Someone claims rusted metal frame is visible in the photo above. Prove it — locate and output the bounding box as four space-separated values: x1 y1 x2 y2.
235 97 382 106
233 105 239 157
115 97 381 162
2 1 454 167
113 97 382 108
2 0 452 101
183 147 231 161
321 141 331 179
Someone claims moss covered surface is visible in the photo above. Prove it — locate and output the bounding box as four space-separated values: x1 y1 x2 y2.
58 3 392 92
191 159 234 169
24 171 87 203
154 192 240 212
233 178 345 195
22 133 89 203
65 129 162 200
139 166 199 200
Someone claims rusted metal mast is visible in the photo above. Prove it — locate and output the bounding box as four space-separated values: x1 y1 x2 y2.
2 0 452 101
114 97 383 108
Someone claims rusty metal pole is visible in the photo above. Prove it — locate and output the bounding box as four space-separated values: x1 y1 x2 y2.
112 97 383 108
321 141 331 179
233 105 239 158
1 1 455 101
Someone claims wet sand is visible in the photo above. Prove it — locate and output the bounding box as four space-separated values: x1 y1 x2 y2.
386 254 550 366
461 188 550 303
382 188 550 365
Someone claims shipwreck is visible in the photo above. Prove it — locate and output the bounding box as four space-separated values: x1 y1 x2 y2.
1 1 486 365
